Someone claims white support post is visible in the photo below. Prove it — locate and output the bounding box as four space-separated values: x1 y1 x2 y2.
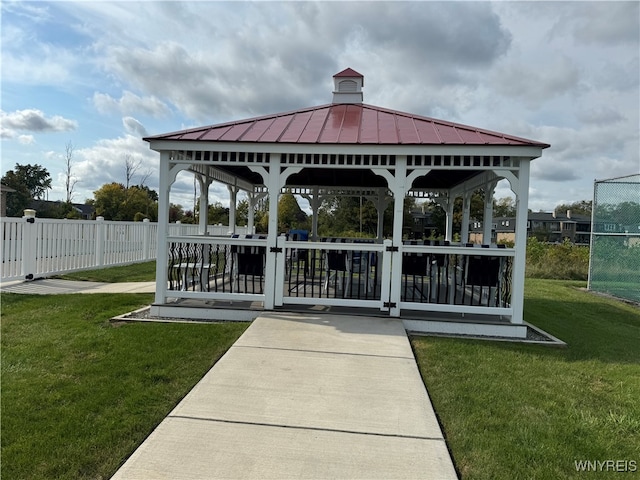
311 187 320 241
247 192 256 233
388 156 407 317
274 234 286 306
375 188 388 241
264 155 281 309
510 160 530 324
95 216 105 267
197 175 209 235
22 209 37 280
391 157 407 243
483 181 497 244
445 197 455 242
380 239 393 312
461 192 471 243
154 152 172 306
228 184 238 235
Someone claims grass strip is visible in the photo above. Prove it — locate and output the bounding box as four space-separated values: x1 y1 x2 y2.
411 279 640 479
54 261 156 283
1 292 248 479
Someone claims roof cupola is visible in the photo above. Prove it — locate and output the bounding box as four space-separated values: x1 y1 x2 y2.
332 68 364 104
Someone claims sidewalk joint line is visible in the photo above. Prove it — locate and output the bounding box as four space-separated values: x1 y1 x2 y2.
232 344 414 360
168 414 444 442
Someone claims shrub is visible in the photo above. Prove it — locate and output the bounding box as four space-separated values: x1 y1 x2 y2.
526 238 589 280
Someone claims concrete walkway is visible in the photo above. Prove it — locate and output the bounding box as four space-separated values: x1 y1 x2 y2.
2 280 458 478
111 313 458 480
0 278 156 294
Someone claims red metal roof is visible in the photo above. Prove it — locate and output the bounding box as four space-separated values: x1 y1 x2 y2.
334 68 363 78
144 103 550 148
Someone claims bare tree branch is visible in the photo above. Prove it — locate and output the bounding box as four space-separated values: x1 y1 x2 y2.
138 168 152 187
124 154 142 190
64 141 77 203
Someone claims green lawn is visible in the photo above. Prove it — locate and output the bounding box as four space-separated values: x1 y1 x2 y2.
54 261 156 283
2 273 638 479
1 292 248 480
411 279 640 480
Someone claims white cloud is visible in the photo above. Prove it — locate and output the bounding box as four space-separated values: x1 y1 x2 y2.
492 56 581 106
85 1 513 122
1 43 79 87
557 2 640 46
1 1 637 214
1 1 52 23
0 109 77 139
122 117 148 138
577 106 626 126
69 134 158 200
92 91 170 118
18 135 35 145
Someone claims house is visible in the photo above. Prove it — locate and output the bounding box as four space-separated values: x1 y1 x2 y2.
28 200 95 220
408 206 437 239
143 68 549 339
469 210 592 244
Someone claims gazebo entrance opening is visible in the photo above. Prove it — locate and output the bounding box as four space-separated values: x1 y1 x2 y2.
145 69 549 338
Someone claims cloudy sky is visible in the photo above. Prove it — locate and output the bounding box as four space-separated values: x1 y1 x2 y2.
1 1 639 213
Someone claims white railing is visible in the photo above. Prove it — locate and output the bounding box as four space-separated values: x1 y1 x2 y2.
1 216 250 282
153 234 515 320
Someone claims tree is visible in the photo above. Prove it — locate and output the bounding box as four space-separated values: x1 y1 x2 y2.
136 184 158 202
207 202 229 225
169 203 185 223
123 154 152 190
3 163 52 200
64 141 77 203
93 183 127 220
315 194 400 238
493 197 516 217
555 200 592 216
595 201 640 226
1 163 52 216
236 199 249 226
91 182 158 221
278 192 309 232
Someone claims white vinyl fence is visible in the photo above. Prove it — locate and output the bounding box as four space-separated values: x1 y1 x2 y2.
1 215 248 282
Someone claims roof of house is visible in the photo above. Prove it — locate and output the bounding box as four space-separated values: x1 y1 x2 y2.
528 212 591 222
470 212 593 232
28 200 95 217
144 102 550 148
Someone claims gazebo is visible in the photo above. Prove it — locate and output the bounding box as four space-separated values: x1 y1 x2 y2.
144 68 549 338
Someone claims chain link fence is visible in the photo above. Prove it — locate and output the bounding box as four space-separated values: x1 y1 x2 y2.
588 174 640 303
